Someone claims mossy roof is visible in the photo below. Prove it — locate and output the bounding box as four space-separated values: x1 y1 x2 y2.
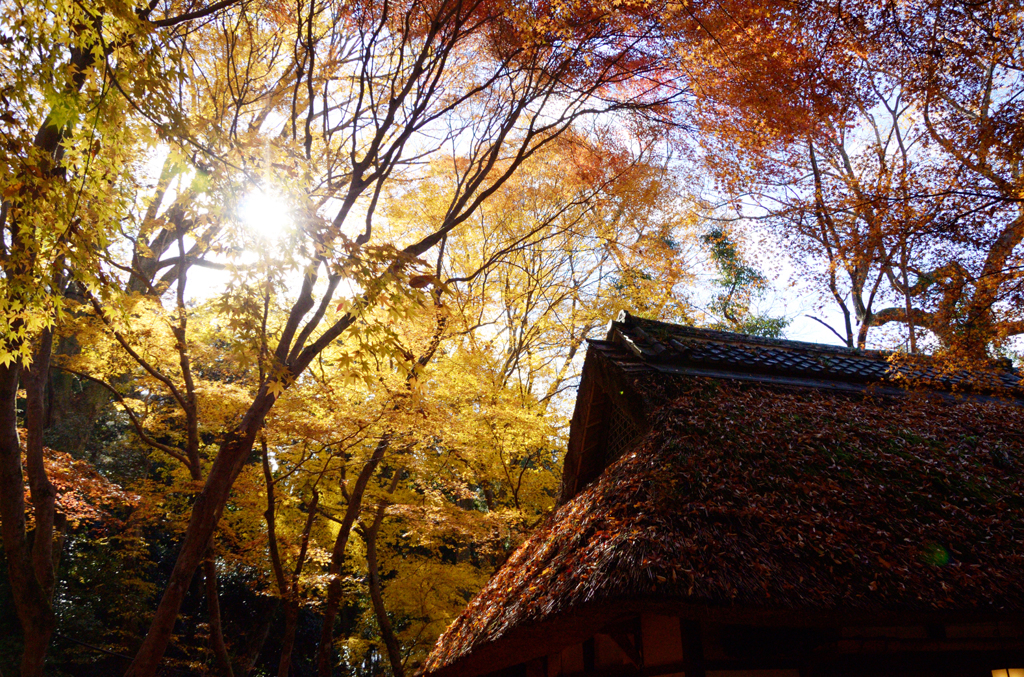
424 374 1024 675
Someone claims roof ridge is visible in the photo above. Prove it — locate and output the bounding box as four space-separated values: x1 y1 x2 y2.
601 311 1021 394
614 311 888 359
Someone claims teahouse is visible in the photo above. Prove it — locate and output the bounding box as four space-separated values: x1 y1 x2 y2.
423 312 1024 677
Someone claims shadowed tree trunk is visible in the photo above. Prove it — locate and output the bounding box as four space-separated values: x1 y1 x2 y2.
204 555 235 677
0 362 53 677
262 432 320 677
277 588 300 676
359 470 404 677
0 331 65 677
315 435 390 677
275 498 318 677
233 597 278 676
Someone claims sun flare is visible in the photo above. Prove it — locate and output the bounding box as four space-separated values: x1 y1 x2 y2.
239 190 292 240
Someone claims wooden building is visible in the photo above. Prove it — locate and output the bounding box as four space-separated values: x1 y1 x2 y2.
422 312 1024 677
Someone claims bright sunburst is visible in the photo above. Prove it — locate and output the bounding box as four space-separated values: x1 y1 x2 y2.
239 189 292 240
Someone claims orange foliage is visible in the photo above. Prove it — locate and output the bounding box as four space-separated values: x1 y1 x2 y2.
22 443 139 528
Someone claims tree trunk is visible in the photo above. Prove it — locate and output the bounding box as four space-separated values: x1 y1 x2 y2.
315 435 390 677
277 489 318 677
233 597 278 676
45 367 109 458
124 390 276 677
360 470 404 677
277 600 300 677
204 555 235 677
262 435 320 677
0 361 56 677
0 329 63 677
25 330 58 585
262 435 295 677
23 330 60 677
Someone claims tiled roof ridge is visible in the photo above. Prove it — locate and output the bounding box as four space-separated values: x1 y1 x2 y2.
593 311 1023 394
614 311 888 359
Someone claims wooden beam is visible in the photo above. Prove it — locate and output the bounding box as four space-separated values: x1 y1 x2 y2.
607 633 643 668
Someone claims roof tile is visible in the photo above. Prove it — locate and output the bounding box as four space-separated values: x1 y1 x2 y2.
604 313 1021 393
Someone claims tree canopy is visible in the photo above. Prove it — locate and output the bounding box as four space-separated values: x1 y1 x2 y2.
1 0 1021 675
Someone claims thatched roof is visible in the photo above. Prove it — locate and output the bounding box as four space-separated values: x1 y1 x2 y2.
559 314 1023 505
424 317 1024 677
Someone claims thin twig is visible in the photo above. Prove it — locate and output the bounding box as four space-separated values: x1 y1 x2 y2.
804 314 850 346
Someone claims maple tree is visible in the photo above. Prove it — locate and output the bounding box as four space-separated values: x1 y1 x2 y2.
887 0 1024 360
690 0 1024 358
0 0 227 672
86 0 695 672
6 0 1020 675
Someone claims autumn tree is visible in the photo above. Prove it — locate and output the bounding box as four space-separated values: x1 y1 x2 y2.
69 0 698 672
0 0 227 672
687 0 1024 358
883 0 1024 359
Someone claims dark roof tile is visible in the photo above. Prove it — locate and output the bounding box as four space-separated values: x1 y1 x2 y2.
604 312 1021 394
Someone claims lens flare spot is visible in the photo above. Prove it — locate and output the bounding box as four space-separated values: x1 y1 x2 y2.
239 190 292 240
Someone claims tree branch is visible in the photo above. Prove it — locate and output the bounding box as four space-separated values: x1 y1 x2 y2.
52 367 193 470
151 0 243 27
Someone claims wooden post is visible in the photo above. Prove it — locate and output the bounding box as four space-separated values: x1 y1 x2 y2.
583 638 596 673
681 621 705 677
